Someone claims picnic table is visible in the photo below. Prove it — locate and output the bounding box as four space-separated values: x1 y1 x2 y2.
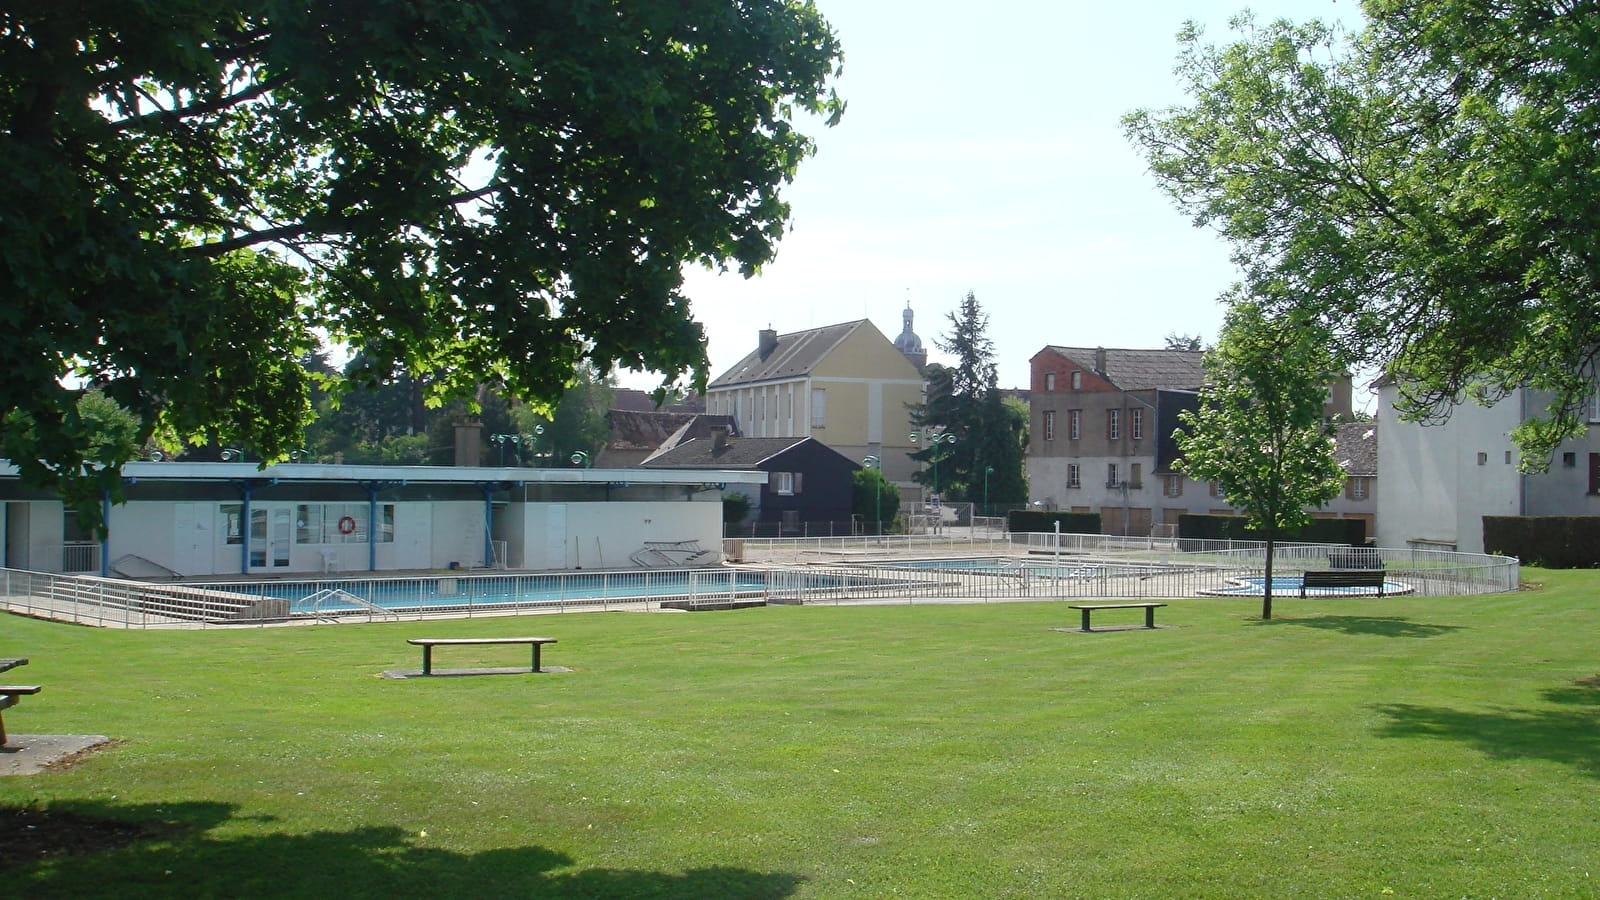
1 658 42 748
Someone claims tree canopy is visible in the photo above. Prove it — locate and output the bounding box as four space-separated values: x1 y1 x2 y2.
1175 300 1346 619
1 1 842 520
911 291 1027 508
1124 0 1600 465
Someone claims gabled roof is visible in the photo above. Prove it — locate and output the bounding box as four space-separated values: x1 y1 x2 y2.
641 436 832 470
1042 346 1206 392
709 320 870 387
1334 421 1378 476
610 388 706 414
606 409 700 452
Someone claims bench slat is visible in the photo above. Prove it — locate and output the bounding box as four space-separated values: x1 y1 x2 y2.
0 685 43 695
408 638 555 646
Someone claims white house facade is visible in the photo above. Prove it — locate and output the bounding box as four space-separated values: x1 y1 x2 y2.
1375 383 1600 553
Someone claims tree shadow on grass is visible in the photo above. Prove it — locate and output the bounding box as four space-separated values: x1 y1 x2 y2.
1250 615 1464 638
4 799 803 899
1374 679 1600 780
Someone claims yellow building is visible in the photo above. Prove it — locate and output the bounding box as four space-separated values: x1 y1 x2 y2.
706 320 926 486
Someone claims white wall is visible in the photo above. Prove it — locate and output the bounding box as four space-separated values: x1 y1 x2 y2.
560 500 724 569
1377 384 1523 553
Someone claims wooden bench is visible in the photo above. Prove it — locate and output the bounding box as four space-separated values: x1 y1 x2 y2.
1300 569 1388 597
1067 602 1166 632
0 658 40 748
406 637 557 676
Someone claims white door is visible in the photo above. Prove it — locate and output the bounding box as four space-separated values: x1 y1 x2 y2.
249 505 294 572
544 504 568 570
173 503 214 575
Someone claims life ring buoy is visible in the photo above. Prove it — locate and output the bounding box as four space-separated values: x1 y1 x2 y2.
337 516 357 535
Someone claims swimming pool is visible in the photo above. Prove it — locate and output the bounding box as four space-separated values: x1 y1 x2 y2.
1201 575 1413 597
871 557 1160 578
207 569 778 616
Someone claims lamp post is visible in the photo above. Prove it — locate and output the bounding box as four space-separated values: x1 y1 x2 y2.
908 429 957 503
984 465 994 517
492 425 546 466
491 433 516 466
862 455 881 537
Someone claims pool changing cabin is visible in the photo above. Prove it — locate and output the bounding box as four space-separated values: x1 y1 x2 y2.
0 461 767 579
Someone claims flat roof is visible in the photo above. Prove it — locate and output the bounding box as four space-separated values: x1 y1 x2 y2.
0 461 769 487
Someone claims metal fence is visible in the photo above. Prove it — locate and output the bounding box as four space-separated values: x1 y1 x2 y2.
0 536 1519 628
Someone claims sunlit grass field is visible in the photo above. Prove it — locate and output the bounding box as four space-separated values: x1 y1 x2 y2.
3 568 1597 898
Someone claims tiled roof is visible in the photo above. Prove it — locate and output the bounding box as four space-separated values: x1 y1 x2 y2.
709 320 870 387
640 436 812 469
610 388 706 413
1334 421 1378 476
1046 346 1206 392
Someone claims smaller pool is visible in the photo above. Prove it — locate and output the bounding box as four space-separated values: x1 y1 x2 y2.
1202 575 1412 597
871 557 1111 578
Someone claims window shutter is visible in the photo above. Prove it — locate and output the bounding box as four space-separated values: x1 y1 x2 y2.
793 472 803 494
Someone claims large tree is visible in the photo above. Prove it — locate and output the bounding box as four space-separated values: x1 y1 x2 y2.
1175 299 1346 620
1 1 843 523
911 291 1027 507
1124 1 1600 466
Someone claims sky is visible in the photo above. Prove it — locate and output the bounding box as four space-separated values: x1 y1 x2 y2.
625 0 1361 393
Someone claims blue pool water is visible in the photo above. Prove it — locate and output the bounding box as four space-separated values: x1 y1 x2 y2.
210 571 776 614
1207 575 1409 597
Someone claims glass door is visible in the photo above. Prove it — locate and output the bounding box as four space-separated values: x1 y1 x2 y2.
249 506 293 571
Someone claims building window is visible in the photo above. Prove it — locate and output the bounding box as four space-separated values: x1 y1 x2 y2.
1590 453 1600 494
1068 409 1081 440
1045 372 1056 391
1164 475 1183 497
1563 452 1577 468
1349 477 1369 500
1504 450 1513 464
1107 463 1119 487
1071 370 1082 390
1043 410 1056 442
1131 408 1143 440
293 503 395 544
1107 409 1120 440
1477 452 1488 466
1130 463 1142 489
771 471 800 496
811 388 826 428
1067 464 1081 489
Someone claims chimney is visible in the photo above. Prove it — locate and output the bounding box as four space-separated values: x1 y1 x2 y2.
758 327 778 359
710 423 730 453
1094 347 1107 373
453 419 483 467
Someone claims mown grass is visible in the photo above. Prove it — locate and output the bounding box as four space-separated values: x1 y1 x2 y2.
3 569 1598 898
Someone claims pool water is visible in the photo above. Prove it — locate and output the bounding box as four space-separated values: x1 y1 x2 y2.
1206 575 1409 597
211 570 776 614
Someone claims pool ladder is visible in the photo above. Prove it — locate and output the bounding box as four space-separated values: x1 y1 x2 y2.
299 588 399 621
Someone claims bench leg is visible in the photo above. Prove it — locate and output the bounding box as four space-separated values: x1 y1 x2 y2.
531 643 542 673
1080 608 1093 632
1145 606 1157 629
421 645 434 676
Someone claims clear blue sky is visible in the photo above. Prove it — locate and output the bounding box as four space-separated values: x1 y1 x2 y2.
635 0 1359 392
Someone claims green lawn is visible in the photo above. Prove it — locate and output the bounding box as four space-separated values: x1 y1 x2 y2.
3 569 1597 898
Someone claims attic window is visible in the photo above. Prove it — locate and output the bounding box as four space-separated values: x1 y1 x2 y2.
1071 370 1082 390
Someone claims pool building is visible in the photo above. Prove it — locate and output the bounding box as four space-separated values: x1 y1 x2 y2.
0 461 765 579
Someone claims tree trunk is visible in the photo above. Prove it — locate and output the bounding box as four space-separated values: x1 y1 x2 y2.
1262 534 1275 620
